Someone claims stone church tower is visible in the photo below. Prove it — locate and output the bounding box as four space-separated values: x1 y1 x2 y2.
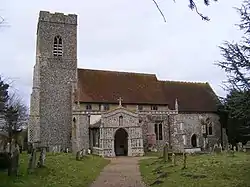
28 11 78 151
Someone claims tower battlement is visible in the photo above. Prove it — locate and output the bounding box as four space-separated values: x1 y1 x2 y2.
39 11 77 25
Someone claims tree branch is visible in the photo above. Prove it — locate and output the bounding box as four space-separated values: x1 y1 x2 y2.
152 0 166 22
151 0 217 22
190 0 210 21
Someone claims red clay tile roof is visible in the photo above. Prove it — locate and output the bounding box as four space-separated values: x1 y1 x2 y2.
77 68 167 105
160 81 220 112
77 68 219 112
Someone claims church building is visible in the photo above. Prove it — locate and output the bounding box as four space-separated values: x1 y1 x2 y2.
28 11 227 157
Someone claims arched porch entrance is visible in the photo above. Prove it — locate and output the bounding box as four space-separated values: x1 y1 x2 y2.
114 128 128 156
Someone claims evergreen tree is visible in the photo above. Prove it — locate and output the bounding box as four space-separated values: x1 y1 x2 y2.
217 0 250 145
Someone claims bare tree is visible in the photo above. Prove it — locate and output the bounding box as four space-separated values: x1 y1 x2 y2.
153 0 218 22
7 93 28 126
1 93 28 141
0 76 28 150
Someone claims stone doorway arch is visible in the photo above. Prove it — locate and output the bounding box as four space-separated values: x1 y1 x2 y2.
114 128 128 156
191 134 197 148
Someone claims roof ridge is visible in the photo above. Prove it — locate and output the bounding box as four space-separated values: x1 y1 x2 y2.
159 80 209 85
77 68 156 77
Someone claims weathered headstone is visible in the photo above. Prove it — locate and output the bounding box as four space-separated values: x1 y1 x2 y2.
213 143 222 154
238 142 243 152
209 147 212 153
233 146 236 152
27 143 32 154
37 147 46 168
182 152 187 169
52 146 56 155
214 147 222 154
27 144 37 174
8 143 20 176
87 149 91 154
163 144 169 162
172 153 176 166
76 151 81 161
11 145 20 176
152 148 157 152
58 145 61 153
243 141 250 152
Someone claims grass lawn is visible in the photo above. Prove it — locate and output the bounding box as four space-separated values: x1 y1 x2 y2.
140 152 250 187
0 153 110 187
144 151 162 157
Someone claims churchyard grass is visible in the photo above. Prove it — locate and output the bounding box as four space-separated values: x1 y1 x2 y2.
144 151 162 157
140 152 250 187
0 153 110 187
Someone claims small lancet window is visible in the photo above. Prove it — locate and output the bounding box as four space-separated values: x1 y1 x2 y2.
119 116 123 126
205 118 213 135
53 35 63 57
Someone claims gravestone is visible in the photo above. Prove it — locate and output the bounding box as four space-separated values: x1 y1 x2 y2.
37 147 47 168
227 144 231 152
76 151 81 160
233 146 236 152
209 147 212 153
243 141 250 152
182 152 187 169
163 144 169 162
27 143 32 154
213 144 222 154
172 153 176 166
27 144 37 174
9 145 20 176
51 145 61 155
6 143 20 176
87 149 91 154
237 142 243 152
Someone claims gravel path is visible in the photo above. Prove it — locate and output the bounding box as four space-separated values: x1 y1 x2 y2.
90 157 146 187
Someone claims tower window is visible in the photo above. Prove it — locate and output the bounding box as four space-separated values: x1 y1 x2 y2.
53 35 63 57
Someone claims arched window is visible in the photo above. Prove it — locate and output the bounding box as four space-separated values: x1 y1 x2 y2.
208 124 213 135
72 117 76 138
119 116 123 126
154 122 163 140
53 35 63 56
205 118 213 135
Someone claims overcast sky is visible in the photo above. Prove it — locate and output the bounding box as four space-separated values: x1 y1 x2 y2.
0 0 244 107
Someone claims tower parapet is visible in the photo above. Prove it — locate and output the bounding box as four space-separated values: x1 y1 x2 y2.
39 11 77 25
